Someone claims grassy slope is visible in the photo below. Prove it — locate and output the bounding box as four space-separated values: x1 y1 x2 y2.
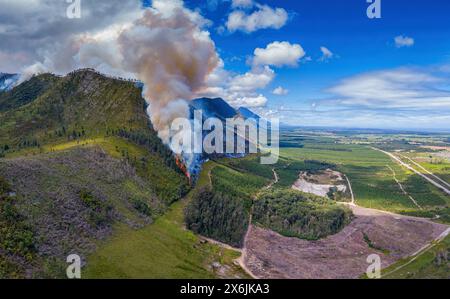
0 70 197 278
2 127 244 278
3 136 187 205
84 162 249 278
0 69 188 203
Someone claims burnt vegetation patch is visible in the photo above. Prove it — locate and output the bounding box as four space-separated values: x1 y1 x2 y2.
0 147 170 278
0 176 37 278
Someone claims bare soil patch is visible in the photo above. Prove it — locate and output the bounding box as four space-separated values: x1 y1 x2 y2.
243 205 448 279
292 169 347 198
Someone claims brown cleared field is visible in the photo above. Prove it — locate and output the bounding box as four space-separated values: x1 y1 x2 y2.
243 205 448 279
420 146 450 151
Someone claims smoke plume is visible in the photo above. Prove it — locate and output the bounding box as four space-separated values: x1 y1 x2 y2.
19 2 219 146
117 8 219 143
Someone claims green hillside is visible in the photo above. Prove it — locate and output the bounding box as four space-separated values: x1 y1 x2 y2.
0 70 150 146
0 70 191 278
0 74 59 113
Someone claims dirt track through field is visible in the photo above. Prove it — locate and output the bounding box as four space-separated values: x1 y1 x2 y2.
386 165 422 209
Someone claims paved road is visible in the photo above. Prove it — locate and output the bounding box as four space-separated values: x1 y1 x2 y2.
373 147 450 195
399 154 450 189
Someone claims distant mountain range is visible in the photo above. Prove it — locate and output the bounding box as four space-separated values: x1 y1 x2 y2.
189 97 260 123
0 73 19 92
237 107 261 121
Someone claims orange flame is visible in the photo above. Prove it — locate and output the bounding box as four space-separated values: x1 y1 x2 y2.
175 155 191 184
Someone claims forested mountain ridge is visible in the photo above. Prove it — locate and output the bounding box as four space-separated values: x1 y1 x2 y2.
0 69 190 278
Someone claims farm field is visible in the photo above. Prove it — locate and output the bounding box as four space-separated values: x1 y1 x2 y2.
400 151 450 188
279 139 450 219
209 129 450 279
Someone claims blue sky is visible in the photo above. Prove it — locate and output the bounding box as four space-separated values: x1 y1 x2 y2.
182 0 450 130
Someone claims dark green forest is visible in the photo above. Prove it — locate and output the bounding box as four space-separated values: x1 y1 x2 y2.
253 189 353 240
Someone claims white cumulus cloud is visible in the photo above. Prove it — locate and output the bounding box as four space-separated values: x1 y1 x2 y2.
200 64 275 108
318 46 334 62
231 0 254 8
226 3 288 33
272 86 289 95
327 68 450 109
231 94 268 108
394 35 415 48
253 41 305 67
229 66 275 92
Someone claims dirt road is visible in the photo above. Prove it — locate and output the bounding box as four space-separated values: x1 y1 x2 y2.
386 165 422 209
344 174 355 206
238 168 280 279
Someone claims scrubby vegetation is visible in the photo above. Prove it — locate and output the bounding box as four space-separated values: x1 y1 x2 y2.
0 70 189 202
0 176 36 278
79 189 115 227
0 70 160 151
253 189 353 240
112 127 180 172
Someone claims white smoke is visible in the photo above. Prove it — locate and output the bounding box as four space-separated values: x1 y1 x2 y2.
116 7 219 143
17 1 219 147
